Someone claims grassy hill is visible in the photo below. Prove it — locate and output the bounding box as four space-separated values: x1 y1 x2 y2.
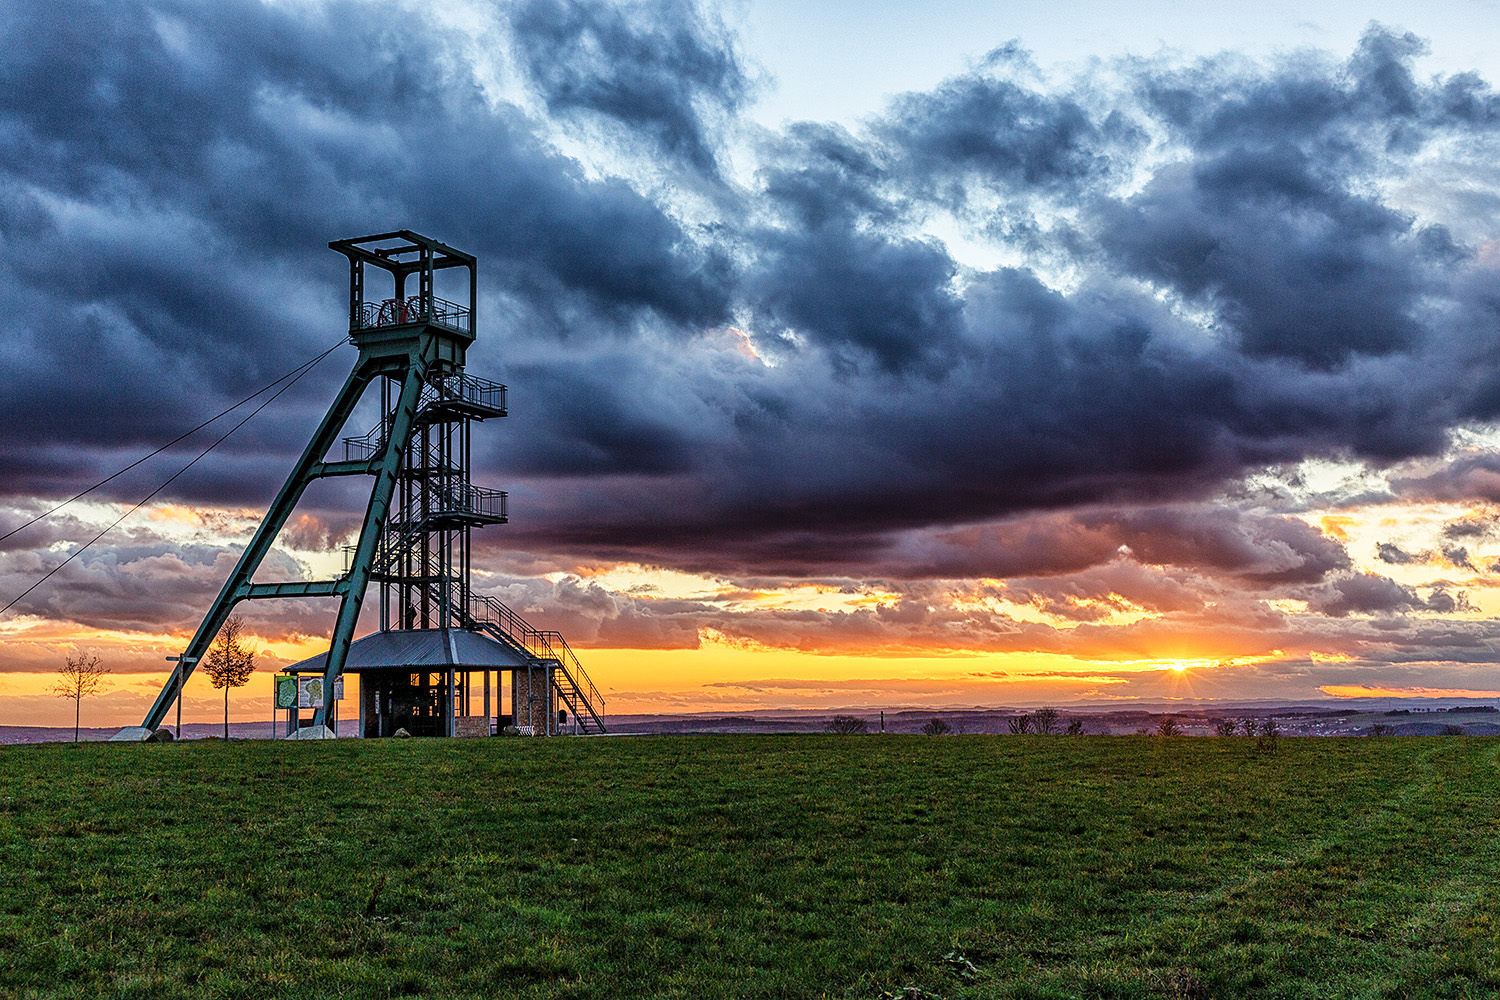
3 734 1499 998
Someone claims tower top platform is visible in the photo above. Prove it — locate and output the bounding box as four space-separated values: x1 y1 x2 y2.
328 231 476 275
329 231 478 366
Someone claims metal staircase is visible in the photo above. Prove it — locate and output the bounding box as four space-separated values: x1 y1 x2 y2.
461 594 607 734
342 377 607 733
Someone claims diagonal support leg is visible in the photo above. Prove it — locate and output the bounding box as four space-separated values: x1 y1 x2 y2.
139 365 371 731
311 359 427 730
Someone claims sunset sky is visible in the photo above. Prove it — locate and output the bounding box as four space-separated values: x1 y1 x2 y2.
9 0 1500 728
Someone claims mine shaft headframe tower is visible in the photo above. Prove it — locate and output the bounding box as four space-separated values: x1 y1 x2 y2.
137 231 492 734
332 231 477 363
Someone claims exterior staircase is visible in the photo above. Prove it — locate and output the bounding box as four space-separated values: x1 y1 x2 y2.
341 384 606 734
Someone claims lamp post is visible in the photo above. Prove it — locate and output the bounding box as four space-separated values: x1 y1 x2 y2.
166 655 196 740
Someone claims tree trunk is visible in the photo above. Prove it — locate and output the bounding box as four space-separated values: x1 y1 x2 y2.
74 695 80 742
223 685 229 741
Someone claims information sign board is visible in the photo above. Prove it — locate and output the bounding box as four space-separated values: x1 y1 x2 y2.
274 675 297 710
296 675 344 708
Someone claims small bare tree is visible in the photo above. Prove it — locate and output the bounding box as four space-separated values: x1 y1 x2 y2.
1254 715 1281 753
1239 717 1258 737
1156 715 1181 737
825 714 868 734
53 653 108 741
1214 719 1238 737
203 615 256 739
1033 706 1060 735
1065 719 1085 736
1007 714 1033 734
921 717 953 735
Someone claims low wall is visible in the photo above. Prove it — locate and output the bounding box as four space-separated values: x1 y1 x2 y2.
453 716 491 739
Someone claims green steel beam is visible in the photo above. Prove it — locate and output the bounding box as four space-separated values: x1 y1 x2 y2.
309 459 381 478
309 355 428 730
139 364 373 732
241 581 346 600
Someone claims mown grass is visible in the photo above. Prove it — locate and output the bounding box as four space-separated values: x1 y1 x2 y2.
3 734 1499 999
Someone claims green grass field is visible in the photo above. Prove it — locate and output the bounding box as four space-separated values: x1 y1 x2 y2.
3 734 1499 999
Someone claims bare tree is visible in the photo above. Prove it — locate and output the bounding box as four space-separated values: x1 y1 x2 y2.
1214 719 1238 737
1156 715 1181 737
825 714 868 734
921 717 953 735
53 653 109 741
1368 722 1394 737
1065 719 1085 736
1007 714 1033 734
203 615 256 739
1239 717 1258 737
1253 715 1281 752
1033 707 1060 735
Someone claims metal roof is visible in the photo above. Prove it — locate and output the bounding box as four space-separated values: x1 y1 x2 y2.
284 628 532 674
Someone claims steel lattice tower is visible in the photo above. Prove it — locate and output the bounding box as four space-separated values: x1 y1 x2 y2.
134 232 605 738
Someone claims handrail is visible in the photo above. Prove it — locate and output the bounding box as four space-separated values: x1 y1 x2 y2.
355 517 607 731
357 295 471 333
428 372 506 414
465 593 605 727
343 423 383 462
539 630 604 726
431 482 507 522
340 376 505 462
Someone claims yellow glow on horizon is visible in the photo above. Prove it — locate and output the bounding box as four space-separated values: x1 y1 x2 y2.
581 640 1139 713
1321 684 1500 699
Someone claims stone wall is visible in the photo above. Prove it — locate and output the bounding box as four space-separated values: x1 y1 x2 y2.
453 716 490 739
511 665 554 734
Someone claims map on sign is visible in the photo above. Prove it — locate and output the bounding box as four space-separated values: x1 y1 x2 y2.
296 676 344 708
298 677 324 708
274 676 297 709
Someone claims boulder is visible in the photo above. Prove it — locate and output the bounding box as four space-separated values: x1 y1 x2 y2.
282 725 336 740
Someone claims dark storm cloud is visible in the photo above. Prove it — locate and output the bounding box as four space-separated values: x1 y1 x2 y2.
511 0 748 175
1090 31 1495 371
0 0 731 505
1390 454 1500 503
8 3 1500 642
1441 544 1476 570
1443 513 1499 540
1376 542 1422 565
875 42 1142 207
1304 571 1473 618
